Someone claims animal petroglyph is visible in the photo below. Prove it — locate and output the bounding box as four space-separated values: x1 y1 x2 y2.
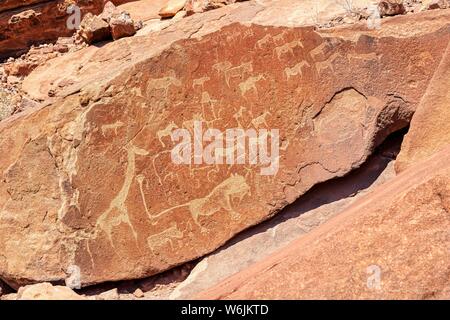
239 74 265 96
149 174 250 232
147 70 182 97
273 31 288 43
310 42 331 61
233 106 248 127
212 61 232 74
136 174 152 220
274 40 304 60
157 121 179 148
101 121 124 137
285 61 311 80
256 34 272 49
315 52 343 75
147 222 184 252
213 61 253 87
95 144 149 248
251 111 271 129
192 76 210 90
201 91 218 106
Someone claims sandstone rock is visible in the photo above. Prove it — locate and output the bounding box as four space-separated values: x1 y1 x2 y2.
3 60 37 77
0 0 47 13
6 76 20 85
133 288 144 298
110 12 136 40
117 0 169 22
0 1 138 59
15 283 85 300
0 3 449 288
423 0 450 9
0 0 104 59
184 0 248 15
159 0 188 18
96 288 119 300
198 146 450 299
378 0 406 16
100 1 119 23
395 42 450 172
171 144 398 299
0 89 15 121
78 12 111 44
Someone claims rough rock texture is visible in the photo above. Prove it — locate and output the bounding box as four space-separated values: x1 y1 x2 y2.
0 3 449 289
110 12 136 40
0 0 47 13
171 138 399 299
78 12 111 44
198 146 450 299
0 0 138 59
378 0 406 17
184 0 248 15
159 0 187 17
0 0 104 59
424 0 450 9
395 42 450 172
12 282 85 300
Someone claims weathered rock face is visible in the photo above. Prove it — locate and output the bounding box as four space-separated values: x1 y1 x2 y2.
12 282 85 300
0 0 47 13
78 12 111 44
159 0 187 17
395 42 450 172
171 142 398 299
0 0 137 59
378 0 406 17
197 146 450 300
0 6 449 289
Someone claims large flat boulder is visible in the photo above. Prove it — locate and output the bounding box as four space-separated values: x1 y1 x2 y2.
198 146 450 299
395 42 450 172
0 5 449 288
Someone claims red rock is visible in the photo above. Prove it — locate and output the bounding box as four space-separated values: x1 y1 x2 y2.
15 283 85 300
378 0 406 16
395 42 450 172
0 0 137 59
425 0 450 9
197 146 450 299
100 1 118 23
110 12 136 40
184 0 247 15
0 3 449 289
3 60 37 77
159 0 188 18
78 12 111 44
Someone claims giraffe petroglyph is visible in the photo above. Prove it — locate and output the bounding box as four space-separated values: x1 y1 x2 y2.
95 144 149 248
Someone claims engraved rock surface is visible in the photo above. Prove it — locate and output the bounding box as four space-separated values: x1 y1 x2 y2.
0 4 449 288
198 146 450 299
